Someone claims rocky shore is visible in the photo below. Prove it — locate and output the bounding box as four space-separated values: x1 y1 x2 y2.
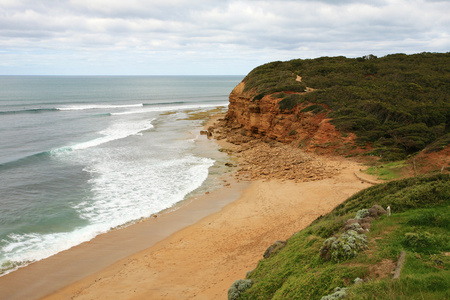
206 116 343 182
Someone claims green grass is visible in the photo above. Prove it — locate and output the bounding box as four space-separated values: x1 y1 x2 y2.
236 174 450 299
346 207 450 300
362 160 409 181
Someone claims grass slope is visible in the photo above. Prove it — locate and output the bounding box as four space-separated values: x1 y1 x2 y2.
236 174 450 300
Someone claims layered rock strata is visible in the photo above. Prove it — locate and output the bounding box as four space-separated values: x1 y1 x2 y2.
224 81 361 156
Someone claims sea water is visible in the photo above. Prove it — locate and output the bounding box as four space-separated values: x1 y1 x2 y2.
0 75 243 275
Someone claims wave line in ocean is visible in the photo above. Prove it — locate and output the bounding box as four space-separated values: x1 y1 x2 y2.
0 108 59 115
111 102 228 116
55 118 155 152
56 103 144 111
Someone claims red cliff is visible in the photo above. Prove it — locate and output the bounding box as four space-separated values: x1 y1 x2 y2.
225 81 363 156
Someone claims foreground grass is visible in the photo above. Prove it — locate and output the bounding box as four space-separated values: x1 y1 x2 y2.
237 174 449 299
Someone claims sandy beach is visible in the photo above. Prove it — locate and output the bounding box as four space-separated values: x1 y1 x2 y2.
0 113 377 300
44 163 372 300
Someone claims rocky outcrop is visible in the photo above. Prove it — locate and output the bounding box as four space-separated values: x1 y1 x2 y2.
225 81 363 156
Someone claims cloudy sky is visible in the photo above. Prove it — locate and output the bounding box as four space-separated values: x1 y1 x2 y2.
1 0 449 75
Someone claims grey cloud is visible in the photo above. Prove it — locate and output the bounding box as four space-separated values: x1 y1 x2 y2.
0 0 449 74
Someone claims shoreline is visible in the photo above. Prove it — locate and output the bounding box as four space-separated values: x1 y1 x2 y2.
0 110 248 300
43 162 372 300
0 172 250 300
0 110 378 300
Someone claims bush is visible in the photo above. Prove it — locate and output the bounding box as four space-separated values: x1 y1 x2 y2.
321 287 348 299
279 94 304 111
228 279 253 300
243 62 306 96
320 237 337 261
344 222 364 234
331 230 368 262
355 209 369 220
320 230 368 262
300 104 327 114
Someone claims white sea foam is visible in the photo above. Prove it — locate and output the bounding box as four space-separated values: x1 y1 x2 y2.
1 114 214 275
0 154 214 276
76 155 213 225
56 103 144 111
50 119 155 154
110 102 228 116
1 229 99 272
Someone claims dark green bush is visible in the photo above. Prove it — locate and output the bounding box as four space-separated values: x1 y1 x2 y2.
243 53 450 159
279 94 304 111
300 104 327 114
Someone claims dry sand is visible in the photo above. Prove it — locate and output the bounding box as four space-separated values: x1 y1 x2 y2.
0 113 378 300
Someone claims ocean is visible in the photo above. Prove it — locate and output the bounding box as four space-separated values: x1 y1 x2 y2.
0 75 243 276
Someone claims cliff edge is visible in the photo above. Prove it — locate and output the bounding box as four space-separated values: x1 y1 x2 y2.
226 80 362 156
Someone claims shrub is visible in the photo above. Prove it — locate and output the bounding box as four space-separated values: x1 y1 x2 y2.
320 237 337 261
279 94 303 111
331 230 368 262
320 230 368 262
344 222 364 234
321 287 348 300
355 209 369 220
300 104 327 114
252 93 265 101
263 240 287 259
228 279 253 300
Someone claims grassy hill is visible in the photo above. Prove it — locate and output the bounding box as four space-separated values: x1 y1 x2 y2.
242 52 450 161
229 174 450 299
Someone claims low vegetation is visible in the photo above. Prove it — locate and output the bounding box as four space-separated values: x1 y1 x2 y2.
242 53 450 160
232 174 450 299
362 160 409 181
243 61 307 100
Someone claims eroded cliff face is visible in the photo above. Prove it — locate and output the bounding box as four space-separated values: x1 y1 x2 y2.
225 81 362 155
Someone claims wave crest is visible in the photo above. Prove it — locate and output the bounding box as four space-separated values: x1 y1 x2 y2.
56 104 144 111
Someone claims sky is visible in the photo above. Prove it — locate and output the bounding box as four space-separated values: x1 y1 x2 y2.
0 0 449 75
